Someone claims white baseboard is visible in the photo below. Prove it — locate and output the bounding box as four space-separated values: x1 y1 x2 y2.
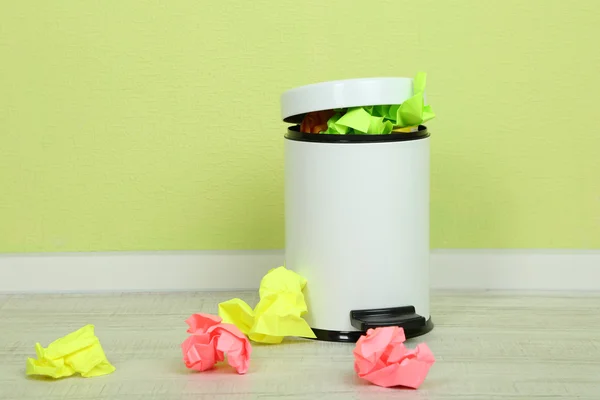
0 249 599 293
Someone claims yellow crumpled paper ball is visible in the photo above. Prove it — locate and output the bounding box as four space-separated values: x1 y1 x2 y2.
219 266 316 344
26 324 115 379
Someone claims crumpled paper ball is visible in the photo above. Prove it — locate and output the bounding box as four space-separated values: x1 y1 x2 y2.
353 326 435 389
26 324 115 379
218 266 316 344
181 313 251 374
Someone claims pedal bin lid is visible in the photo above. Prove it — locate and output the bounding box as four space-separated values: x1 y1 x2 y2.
280 77 418 123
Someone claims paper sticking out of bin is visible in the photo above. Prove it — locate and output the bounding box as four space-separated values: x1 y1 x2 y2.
280 72 435 342
281 72 434 134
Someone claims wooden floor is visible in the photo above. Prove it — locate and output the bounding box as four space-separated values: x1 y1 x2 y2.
1 290 599 399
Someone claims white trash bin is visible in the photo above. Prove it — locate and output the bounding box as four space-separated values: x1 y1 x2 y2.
280 77 433 342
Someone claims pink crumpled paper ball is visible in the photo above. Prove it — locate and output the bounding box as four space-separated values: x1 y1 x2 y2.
181 313 252 374
353 326 435 389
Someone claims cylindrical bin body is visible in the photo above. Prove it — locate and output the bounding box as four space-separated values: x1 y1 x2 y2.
280 76 434 342
285 128 431 341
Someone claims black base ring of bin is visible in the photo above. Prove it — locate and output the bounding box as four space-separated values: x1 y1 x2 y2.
309 317 434 343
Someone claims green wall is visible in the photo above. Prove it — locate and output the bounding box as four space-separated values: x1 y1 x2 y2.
1 1 599 252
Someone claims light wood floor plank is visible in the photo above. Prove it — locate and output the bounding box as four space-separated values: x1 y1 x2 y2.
1 291 599 399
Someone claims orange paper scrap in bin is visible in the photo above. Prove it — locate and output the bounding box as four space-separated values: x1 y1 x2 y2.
353 326 435 389
300 110 335 133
